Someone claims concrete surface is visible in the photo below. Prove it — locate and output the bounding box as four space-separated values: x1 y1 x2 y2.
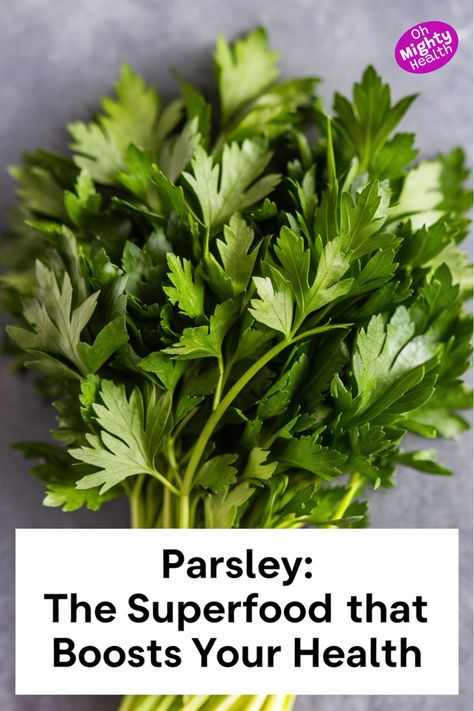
0 1 472 710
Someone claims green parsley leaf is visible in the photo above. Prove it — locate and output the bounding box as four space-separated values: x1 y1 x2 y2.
70 380 172 493
69 65 160 184
334 65 417 170
43 483 117 512
163 300 236 359
214 28 280 126
279 436 347 480
249 271 294 336
163 254 204 319
196 454 238 492
205 215 258 297
7 261 98 376
395 450 452 476
183 140 279 231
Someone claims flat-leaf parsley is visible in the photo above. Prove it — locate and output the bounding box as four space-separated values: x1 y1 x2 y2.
2 28 472 711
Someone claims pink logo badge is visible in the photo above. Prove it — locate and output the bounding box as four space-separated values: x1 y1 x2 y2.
395 21 459 74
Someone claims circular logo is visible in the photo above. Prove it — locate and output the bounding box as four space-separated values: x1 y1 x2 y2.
395 21 459 74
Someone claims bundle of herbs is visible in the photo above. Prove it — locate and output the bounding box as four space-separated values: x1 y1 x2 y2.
1 27 472 711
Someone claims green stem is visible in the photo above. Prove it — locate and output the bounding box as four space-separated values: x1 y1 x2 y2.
332 471 365 522
262 698 294 711
167 438 179 472
117 695 138 711
281 696 296 711
182 323 348 494
207 696 242 711
179 494 191 528
325 116 337 186
154 697 179 711
162 486 172 528
213 354 225 410
117 688 294 710
134 696 166 711
275 518 306 530
130 475 145 528
149 468 181 497
241 696 268 711
203 226 210 258
144 479 155 528
182 338 291 494
171 407 199 444
182 696 210 711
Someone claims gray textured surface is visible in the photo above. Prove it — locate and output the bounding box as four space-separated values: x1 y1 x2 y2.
0 0 472 710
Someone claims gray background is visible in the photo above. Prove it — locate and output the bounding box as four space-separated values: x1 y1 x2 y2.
0 0 472 710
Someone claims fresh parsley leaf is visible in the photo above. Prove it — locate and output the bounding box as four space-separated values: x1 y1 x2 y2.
205 215 258 297
395 450 452 476
183 140 279 231
43 483 117 512
163 254 204 319
196 454 238 492
334 65 417 170
163 300 236 359
249 271 294 336
70 380 172 493
69 65 160 184
7 261 98 376
214 28 280 126
278 437 346 480
77 316 129 374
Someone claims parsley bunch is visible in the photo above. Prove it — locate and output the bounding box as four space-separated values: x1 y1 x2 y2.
1 28 472 711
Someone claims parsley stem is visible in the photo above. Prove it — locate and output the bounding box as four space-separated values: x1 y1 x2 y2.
153 696 178 711
241 696 268 711
213 354 225 410
144 479 156 527
148 469 181 497
130 475 145 528
117 695 137 711
162 486 172 528
281 696 296 711
181 338 291 494
171 406 199 443
179 696 210 711
203 225 210 258
207 696 242 711
274 516 307 529
179 494 190 528
332 471 364 521
181 323 348 495
326 116 337 186
131 696 163 711
262 697 295 711
165 439 181 485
